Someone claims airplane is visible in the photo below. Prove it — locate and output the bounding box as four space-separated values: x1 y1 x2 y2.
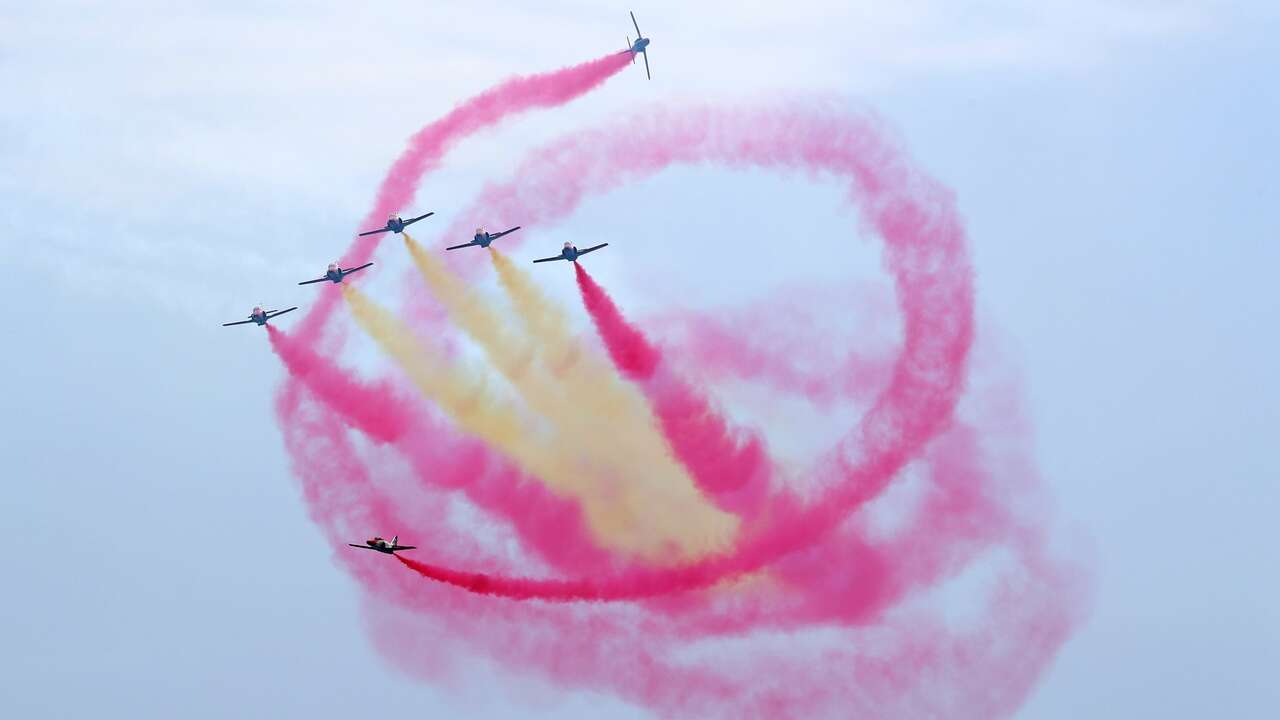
623 11 651 80
221 305 298 327
358 211 434 237
298 262 374 285
446 226 522 251
532 241 609 264
347 535 416 554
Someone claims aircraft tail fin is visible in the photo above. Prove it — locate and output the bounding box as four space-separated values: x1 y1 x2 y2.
392 535 398 547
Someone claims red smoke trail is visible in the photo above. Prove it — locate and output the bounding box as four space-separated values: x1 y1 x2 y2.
574 263 661 380
575 263 770 514
292 50 632 343
267 325 414 444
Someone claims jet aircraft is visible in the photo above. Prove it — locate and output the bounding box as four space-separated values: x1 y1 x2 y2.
532 241 608 264
358 211 434 237
298 262 374 285
348 535 416 554
221 305 298 327
624 11 652 79
446 226 521 251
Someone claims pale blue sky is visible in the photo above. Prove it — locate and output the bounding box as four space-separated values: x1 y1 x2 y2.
2 2 1277 718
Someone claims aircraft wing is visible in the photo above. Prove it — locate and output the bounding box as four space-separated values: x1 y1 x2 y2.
642 50 651 80
341 262 374 277
222 319 255 326
347 543 378 550
298 277 328 285
532 255 566 263
358 227 390 237
445 242 475 251
578 243 609 256
267 306 298 318
403 212 435 226
631 11 642 37
492 226 521 240
393 545 417 551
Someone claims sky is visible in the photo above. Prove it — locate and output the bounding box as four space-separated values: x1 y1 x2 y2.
2 1 1278 718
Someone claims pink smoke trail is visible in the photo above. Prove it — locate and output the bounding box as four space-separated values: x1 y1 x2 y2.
268 325 415 444
574 262 770 513
648 285 899 407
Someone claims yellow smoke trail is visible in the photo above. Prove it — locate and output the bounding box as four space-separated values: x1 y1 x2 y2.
399 236 739 557
489 250 578 377
489 249 690 465
342 283 731 559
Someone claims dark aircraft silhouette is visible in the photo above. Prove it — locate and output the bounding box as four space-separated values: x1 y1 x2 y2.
348 535 416 554
446 226 521 251
298 262 374 285
532 241 608 264
358 211 434 237
623 11 652 79
221 305 298 327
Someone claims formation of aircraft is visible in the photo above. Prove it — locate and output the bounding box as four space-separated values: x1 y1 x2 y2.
222 14 648 555
221 305 298 327
298 262 374 285
447 226 522 251
359 211 435 237
533 241 609 264
348 536 416 555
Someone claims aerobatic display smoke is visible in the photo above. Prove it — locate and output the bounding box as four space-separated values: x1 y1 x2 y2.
269 51 1087 719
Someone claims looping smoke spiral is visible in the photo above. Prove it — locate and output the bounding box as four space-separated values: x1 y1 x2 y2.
271 52 1087 719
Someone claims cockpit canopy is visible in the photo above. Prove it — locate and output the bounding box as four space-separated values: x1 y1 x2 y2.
328 263 338 272
563 241 573 249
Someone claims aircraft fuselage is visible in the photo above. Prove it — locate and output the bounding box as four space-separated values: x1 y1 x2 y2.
632 37 649 53
325 269 344 283
474 233 493 247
